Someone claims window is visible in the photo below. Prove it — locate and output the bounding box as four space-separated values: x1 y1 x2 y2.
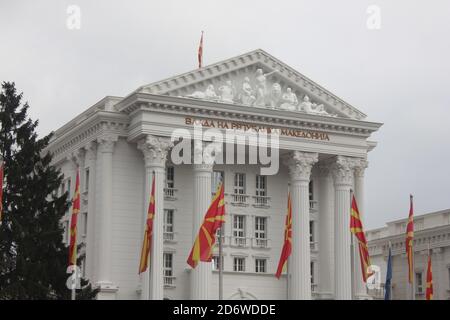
85 169 90 192
311 261 316 292
166 167 174 189
60 181 65 197
415 272 423 294
163 253 174 285
213 256 223 271
448 267 450 289
64 220 70 244
447 267 450 289
82 212 88 236
211 171 224 193
309 181 313 201
255 217 267 247
255 258 267 273
309 221 314 243
233 215 246 246
164 209 174 241
255 175 267 197
233 257 245 272
234 173 246 194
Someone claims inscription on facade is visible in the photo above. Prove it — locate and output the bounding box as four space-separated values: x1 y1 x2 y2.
184 117 330 141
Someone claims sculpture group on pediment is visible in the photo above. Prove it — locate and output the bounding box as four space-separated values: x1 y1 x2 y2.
183 69 333 116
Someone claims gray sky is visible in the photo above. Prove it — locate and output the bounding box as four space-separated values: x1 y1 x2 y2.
1 0 449 229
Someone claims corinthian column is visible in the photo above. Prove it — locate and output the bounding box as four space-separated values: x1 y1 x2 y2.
317 165 334 299
137 135 173 300
96 134 119 299
190 163 213 300
84 142 97 282
330 156 357 300
353 159 370 299
284 151 318 300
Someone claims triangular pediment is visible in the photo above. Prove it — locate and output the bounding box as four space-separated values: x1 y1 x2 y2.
138 49 366 120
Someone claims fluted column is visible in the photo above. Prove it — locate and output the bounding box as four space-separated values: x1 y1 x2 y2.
331 156 357 300
317 165 334 299
284 151 318 300
96 134 118 299
85 142 97 282
137 135 173 300
190 163 213 299
353 159 370 299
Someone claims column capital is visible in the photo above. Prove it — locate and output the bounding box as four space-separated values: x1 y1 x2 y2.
284 151 318 182
137 134 173 168
330 155 360 187
353 159 369 178
97 134 118 153
70 148 85 168
85 141 97 161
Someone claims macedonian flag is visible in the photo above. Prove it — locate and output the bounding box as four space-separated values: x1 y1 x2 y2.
68 170 80 266
426 252 433 300
350 194 371 282
276 192 292 279
187 181 225 268
405 195 414 284
0 162 4 222
139 175 156 274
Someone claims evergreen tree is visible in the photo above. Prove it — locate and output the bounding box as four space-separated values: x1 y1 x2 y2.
0 82 97 299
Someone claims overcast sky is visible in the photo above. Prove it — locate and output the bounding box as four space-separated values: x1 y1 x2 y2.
1 0 449 229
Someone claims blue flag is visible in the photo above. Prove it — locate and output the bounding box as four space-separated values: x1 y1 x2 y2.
384 245 393 300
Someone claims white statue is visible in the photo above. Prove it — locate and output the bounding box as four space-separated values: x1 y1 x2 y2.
299 95 313 113
312 103 329 116
218 80 236 103
239 77 256 106
187 84 218 101
280 87 298 111
269 83 282 108
254 68 277 107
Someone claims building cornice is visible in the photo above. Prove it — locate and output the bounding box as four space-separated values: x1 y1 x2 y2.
117 93 383 137
46 111 129 165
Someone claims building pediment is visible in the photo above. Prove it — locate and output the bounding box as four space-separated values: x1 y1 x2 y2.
137 49 367 120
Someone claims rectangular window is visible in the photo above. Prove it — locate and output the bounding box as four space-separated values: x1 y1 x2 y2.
415 272 423 294
60 181 65 197
85 168 90 192
255 217 267 247
166 166 174 189
309 221 314 243
213 256 223 271
233 215 245 237
448 267 450 289
82 212 88 236
255 258 267 273
211 171 224 193
233 257 245 272
234 173 246 194
255 175 267 197
64 220 70 244
164 209 174 241
163 253 173 277
309 181 313 201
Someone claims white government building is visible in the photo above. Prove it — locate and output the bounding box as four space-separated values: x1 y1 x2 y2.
46 49 383 300
367 208 450 300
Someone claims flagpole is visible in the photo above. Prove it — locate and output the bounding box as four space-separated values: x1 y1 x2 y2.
286 258 289 299
410 194 415 301
350 189 355 300
218 225 223 300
